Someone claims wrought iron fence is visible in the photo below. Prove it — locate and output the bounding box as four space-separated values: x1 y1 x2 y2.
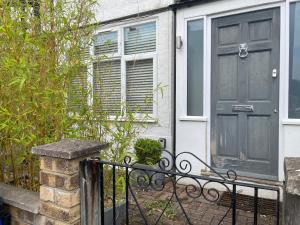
80 150 281 225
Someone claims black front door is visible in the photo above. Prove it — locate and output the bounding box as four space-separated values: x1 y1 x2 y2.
211 8 280 179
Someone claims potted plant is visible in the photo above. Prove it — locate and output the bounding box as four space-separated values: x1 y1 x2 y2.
132 138 165 188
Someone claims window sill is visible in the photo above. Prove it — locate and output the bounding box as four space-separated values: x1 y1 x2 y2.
178 116 208 122
281 119 300 126
107 117 158 123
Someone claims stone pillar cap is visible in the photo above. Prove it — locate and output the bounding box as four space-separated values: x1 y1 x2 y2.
32 139 108 159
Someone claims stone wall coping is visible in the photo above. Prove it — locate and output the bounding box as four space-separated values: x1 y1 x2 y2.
32 139 108 159
285 157 300 196
0 183 39 214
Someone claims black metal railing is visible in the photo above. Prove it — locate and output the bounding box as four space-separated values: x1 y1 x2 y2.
80 150 281 225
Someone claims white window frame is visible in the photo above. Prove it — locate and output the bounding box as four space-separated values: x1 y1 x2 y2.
88 19 158 121
283 0 300 124
179 16 207 122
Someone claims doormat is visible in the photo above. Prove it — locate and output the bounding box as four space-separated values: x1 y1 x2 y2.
218 192 278 216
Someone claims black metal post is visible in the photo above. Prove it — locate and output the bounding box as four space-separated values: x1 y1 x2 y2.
113 165 116 225
277 190 280 225
232 184 237 225
126 167 129 225
99 162 104 225
254 187 258 225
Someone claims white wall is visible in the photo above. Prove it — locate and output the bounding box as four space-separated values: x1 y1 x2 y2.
95 0 175 22
92 0 300 183
282 123 300 157
140 11 174 153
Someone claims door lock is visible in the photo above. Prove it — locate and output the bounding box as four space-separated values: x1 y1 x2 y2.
272 69 277 78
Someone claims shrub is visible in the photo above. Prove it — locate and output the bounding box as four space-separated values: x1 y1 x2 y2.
0 0 97 191
134 138 162 165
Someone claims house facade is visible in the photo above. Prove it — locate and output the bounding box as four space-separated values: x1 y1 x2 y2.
93 0 300 183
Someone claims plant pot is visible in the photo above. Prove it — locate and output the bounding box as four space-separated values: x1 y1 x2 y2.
104 201 126 225
130 163 165 189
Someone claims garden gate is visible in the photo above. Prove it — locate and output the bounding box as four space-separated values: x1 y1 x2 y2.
80 151 280 225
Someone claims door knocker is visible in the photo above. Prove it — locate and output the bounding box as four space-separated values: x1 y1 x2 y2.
239 43 248 59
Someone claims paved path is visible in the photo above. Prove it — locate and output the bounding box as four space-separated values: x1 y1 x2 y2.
127 181 277 225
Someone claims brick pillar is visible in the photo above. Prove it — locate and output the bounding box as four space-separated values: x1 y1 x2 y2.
32 139 108 225
284 157 300 225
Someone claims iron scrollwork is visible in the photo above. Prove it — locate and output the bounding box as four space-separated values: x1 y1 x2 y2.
123 150 237 225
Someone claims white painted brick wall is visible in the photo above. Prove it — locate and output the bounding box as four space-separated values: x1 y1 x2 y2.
94 0 175 22
93 10 175 153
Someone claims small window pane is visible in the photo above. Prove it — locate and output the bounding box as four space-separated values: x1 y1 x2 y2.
68 67 88 110
187 19 204 116
94 31 118 55
126 59 153 113
289 3 300 119
93 60 121 114
124 22 156 55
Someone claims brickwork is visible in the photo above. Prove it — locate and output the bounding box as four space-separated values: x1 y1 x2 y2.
38 157 82 223
32 139 107 225
7 205 45 225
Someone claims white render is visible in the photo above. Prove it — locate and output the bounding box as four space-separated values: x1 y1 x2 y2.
94 0 175 22
94 0 300 183
94 3 175 153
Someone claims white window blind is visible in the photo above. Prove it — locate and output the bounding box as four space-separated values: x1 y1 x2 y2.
93 60 121 114
81 46 90 61
68 66 88 110
94 31 118 55
126 59 153 113
124 22 156 55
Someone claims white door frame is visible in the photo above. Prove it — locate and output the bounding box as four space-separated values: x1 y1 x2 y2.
176 0 289 181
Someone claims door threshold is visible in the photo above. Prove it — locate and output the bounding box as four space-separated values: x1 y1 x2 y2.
201 169 283 187
231 175 283 187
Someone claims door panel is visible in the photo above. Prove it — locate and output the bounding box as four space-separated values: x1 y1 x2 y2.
248 51 271 100
218 55 238 100
211 8 280 179
219 25 240 45
249 19 272 41
247 116 271 160
217 115 239 158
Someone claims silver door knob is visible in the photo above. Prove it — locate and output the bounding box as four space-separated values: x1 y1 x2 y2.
274 109 278 113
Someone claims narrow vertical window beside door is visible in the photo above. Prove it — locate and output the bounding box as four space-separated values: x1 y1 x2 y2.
289 2 300 119
187 19 204 116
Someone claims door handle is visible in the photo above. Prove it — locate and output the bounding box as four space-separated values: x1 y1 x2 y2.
232 105 254 112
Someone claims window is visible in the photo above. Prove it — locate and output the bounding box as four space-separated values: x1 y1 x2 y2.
289 2 300 119
93 60 121 114
68 66 88 110
124 22 156 55
126 59 153 113
94 31 118 55
90 21 156 116
187 19 204 116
